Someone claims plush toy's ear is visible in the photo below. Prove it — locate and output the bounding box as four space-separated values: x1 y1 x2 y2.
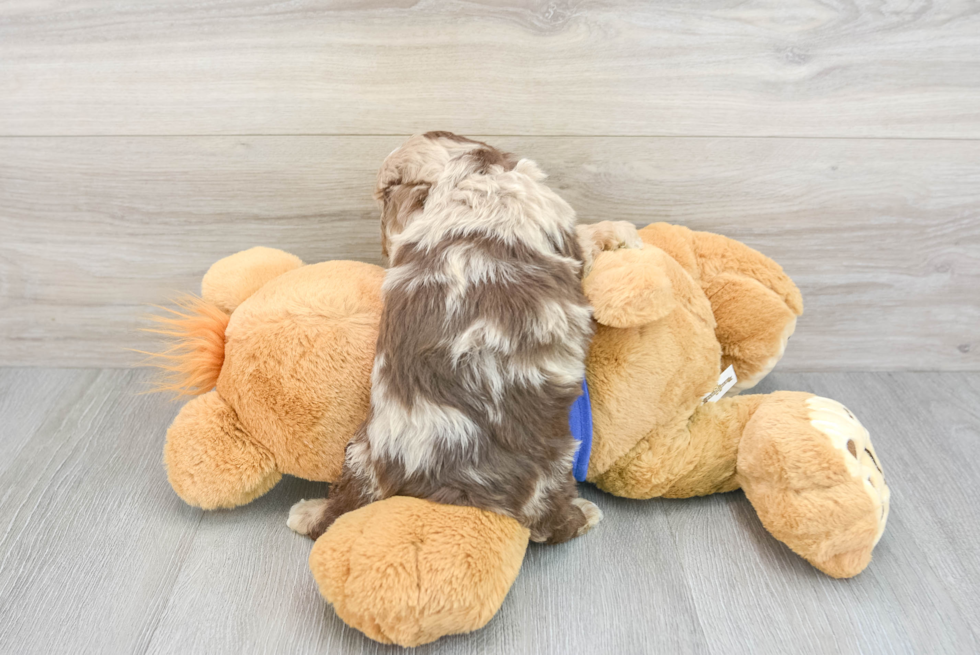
202 247 303 314
583 247 677 328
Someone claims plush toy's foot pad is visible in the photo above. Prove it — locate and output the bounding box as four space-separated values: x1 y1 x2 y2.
806 396 890 546
309 496 530 647
738 391 890 578
287 498 329 537
572 498 604 537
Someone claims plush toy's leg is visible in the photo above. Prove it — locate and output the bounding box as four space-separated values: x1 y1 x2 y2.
737 392 890 578
702 272 799 392
164 390 282 509
308 497 530 647
638 223 803 392
201 246 303 314
591 395 766 499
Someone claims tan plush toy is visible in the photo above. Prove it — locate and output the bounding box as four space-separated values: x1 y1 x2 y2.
154 222 890 647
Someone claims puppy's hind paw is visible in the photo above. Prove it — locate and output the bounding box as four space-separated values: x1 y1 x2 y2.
287 498 329 537
572 497 603 537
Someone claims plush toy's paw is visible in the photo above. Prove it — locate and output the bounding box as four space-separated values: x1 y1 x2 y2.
703 272 800 393
737 391 890 578
806 397 890 545
287 498 329 537
164 391 281 509
572 498 604 537
309 497 530 647
584 246 692 329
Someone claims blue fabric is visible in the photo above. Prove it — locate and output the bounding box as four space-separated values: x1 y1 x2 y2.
568 380 593 482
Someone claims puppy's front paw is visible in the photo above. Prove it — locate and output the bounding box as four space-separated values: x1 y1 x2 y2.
287 498 329 537
572 497 603 537
579 221 643 253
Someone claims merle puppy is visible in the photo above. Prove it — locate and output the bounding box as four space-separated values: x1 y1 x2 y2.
288 132 640 543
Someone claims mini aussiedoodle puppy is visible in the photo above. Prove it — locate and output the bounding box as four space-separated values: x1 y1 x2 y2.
289 132 640 543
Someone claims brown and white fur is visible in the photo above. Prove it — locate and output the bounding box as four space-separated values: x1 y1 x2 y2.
288 132 640 543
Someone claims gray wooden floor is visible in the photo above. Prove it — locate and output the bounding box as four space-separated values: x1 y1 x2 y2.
0 369 977 654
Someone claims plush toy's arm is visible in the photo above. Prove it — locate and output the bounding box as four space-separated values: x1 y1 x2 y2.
583 247 678 328
638 223 803 392
576 220 644 277
593 389 889 578
201 247 303 313
164 390 281 508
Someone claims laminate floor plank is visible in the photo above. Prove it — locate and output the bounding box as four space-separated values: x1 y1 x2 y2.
670 372 980 655
141 476 371 655
2 1 978 137
0 368 96 472
0 369 198 655
142 477 710 654
1 370 978 654
2 136 977 370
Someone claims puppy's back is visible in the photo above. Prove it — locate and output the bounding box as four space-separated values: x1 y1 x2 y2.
367 144 593 522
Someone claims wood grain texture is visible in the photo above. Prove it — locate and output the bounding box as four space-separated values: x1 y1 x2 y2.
1 136 977 369
0 368 196 654
0 368 94 470
1 1 979 137
687 371 980 655
1 369 978 654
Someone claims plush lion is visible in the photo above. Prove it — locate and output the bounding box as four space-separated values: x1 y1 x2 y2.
152 222 889 647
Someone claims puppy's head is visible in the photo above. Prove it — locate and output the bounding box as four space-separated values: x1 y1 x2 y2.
375 131 517 260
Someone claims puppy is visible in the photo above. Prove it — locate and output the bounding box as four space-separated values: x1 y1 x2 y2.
289 132 640 543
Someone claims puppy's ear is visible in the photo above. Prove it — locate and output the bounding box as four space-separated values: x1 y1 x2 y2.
379 182 430 260
466 146 518 174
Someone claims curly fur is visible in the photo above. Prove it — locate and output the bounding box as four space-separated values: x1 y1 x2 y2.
290 132 619 544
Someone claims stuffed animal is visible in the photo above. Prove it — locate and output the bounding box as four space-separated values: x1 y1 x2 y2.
153 222 890 647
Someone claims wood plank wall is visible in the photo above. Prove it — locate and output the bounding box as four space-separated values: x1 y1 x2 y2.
1 1 978 369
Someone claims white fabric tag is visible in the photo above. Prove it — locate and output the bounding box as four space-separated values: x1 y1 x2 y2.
701 365 738 404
